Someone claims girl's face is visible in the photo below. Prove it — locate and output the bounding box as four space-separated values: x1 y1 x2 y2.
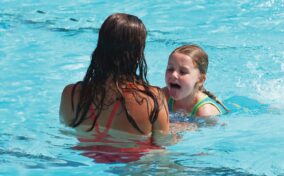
165 52 202 100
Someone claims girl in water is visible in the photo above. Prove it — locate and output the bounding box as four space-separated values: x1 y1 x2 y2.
163 44 229 117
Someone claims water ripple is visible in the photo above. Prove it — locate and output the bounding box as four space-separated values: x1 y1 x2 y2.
0 148 87 168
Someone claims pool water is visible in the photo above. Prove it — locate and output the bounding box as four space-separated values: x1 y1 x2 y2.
1 0 284 175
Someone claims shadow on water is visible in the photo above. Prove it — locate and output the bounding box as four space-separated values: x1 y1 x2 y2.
0 11 100 36
105 152 258 176
0 148 87 169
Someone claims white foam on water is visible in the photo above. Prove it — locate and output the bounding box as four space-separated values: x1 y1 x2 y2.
253 78 284 109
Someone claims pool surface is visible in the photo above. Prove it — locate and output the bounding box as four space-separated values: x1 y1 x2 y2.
1 0 284 175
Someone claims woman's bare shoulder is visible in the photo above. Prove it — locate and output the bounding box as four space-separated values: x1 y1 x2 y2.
63 82 82 94
161 87 169 100
60 83 81 125
144 85 163 95
62 84 74 96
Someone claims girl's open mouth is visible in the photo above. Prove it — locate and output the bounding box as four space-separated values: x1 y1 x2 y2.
170 83 181 89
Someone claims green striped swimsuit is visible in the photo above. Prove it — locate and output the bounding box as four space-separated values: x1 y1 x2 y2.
168 95 226 116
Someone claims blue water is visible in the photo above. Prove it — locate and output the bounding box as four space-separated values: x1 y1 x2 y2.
1 0 284 175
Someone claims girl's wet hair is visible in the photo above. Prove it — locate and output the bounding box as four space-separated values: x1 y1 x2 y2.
70 13 162 133
171 44 208 75
172 44 229 112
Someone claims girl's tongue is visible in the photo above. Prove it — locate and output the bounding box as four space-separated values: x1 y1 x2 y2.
168 83 181 98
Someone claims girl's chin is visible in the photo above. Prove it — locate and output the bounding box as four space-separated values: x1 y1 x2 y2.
168 88 181 100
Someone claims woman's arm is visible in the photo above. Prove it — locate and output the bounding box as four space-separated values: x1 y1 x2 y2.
151 91 170 144
59 84 75 126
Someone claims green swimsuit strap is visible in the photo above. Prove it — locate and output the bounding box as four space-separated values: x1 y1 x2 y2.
168 96 222 116
191 96 222 116
168 97 174 112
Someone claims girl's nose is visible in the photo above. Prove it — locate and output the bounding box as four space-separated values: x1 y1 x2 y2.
171 70 179 78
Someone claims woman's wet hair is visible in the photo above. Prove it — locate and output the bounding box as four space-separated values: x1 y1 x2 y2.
70 13 162 133
92 13 147 81
172 44 229 112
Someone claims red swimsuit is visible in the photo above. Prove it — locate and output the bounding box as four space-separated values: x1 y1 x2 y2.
74 101 162 163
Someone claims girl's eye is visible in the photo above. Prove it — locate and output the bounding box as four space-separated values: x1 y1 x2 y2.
180 70 189 75
166 68 174 72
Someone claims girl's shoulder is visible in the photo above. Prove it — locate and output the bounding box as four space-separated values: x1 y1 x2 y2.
195 103 221 117
194 94 222 117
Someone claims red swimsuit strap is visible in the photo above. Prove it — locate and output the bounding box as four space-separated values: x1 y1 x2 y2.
105 101 120 131
89 101 120 134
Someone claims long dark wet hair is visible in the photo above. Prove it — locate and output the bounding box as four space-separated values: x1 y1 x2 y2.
70 13 161 134
172 44 229 112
